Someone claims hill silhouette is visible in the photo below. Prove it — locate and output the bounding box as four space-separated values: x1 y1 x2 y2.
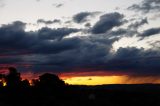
0 67 160 106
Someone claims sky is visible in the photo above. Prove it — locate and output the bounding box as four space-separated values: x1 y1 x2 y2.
0 0 160 85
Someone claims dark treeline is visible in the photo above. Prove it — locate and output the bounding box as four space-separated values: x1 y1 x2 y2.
0 67 66 89
0 67 160 106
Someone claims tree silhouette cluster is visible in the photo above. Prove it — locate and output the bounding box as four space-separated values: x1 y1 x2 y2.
0 67 66 90
0 67 160 106
0 67 70 106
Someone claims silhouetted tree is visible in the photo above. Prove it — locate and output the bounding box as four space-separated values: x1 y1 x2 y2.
5 67 21 88
39 73 65 90
0 74 4 79
31 79 40 87
21 79 30 88
0 74 5 87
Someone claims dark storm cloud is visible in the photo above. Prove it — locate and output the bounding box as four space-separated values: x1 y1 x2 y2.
27 36 118 72
91 12 125 34
0 21 80 55
31 37 82 55
0 20 160 76
106 47 160 76
0 21 118 73
37 19 61 25
139 27 160 37
0 21 30 50
73 12 99 23
128 0 160 13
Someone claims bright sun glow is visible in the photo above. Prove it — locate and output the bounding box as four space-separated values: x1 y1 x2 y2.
62 75 160 85
63 76 126 85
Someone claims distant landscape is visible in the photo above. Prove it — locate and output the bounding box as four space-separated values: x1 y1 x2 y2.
0 67 159 106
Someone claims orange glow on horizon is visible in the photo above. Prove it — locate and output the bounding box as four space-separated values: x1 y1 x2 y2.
1 69 160 85
19 71 160 85
62 76 126 85
61 75 160 85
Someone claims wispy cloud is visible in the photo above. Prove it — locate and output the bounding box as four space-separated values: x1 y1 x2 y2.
52 3 64 8
0 0 5 8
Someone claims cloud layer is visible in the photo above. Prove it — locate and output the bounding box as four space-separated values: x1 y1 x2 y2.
0 16 160 77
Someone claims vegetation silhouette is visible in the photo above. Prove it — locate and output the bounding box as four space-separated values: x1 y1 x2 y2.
5 67 21 88
39 73 65 88
0 67 160 106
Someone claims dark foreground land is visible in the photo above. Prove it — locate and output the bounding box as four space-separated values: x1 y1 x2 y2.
1 84 160 106
1 67 160 106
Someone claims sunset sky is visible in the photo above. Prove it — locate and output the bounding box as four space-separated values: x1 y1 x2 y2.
0 0 160 85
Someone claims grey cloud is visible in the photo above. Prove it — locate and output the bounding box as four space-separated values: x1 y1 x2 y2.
1 21 26 31
37 19 61 25
56 4 63 8
150 13 160 20
38 27 79 41
91 12 125 34
107 28 135 37
128 0 160 14
139 27 160 37
1 21 160 76
85 23 91 28
0 0 5 8
52 3 64 8
73 12 91 23
149 41 160 49
106 18 149 38
73 12 99 23
128 18 148 30
110 29 127 36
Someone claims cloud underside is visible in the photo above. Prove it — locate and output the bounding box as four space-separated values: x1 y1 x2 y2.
0 6 160 78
